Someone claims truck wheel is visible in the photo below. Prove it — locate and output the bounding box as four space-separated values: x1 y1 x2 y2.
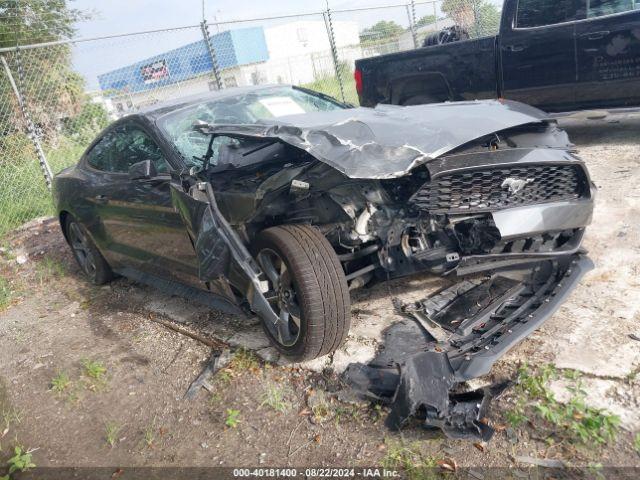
252 225 351 361
65 216 114 285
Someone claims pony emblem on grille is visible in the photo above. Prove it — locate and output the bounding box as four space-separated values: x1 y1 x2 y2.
502 177 534 196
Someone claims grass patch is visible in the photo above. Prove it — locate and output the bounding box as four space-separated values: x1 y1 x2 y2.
380 440 437 479
224 409 241 429
81 359 107 391
0 278 12 311
36 256 66 284
634 433 640 453
228 348 260 373
141 417 157 449
81 359 106 381
1 407 22 431
104 421 121 447
0 134 85 237
50 372 71 394
506 364 620 447
260 384 290 413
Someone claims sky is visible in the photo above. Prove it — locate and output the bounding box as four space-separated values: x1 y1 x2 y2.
70 0 501 90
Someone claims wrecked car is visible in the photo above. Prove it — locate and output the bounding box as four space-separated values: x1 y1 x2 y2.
53 85 594 397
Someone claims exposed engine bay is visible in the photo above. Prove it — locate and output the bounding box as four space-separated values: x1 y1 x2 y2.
167 98 595 440
176 106 593 291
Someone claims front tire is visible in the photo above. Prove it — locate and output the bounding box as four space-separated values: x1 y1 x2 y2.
65 216 114 285
252 225 351 361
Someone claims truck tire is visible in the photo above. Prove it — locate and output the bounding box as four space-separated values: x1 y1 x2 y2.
65 215 114 285
252 225 351 361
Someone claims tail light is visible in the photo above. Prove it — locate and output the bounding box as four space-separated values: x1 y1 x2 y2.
354 69 363 97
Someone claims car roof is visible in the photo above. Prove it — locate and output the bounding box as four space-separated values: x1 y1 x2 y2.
137 84 290 119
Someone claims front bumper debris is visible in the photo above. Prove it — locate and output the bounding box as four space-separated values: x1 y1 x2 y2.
344 253 593 441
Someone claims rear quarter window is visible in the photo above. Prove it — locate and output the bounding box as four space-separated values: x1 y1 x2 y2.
585 0 637 18
516 0 579 27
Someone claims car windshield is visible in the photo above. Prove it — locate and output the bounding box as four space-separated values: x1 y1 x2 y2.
156 86 346 167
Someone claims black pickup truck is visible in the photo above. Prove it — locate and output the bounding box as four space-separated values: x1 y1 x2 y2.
355 0 640 113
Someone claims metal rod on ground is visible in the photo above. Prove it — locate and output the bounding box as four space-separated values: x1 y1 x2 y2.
323 7 346 103
1 55 53 189
148 314 227 349
200 20 223 91
408 1 418 49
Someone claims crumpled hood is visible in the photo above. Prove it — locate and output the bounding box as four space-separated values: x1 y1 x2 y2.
199 100 552 179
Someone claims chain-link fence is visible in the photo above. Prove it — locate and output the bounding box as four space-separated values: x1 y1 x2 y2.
0 0 502 237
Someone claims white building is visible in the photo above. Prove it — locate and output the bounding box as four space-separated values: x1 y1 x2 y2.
262 20 361 85
99 20 361 112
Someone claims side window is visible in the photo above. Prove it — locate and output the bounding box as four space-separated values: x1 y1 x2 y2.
86 125 168 174
117 126 169 174
516 0 579 28
586 0 636 19
86 130 119 172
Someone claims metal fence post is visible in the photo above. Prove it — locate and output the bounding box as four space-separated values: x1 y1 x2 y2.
200 20 223 90
323 8 346 103
434 1 439 31
1 54 53 189
407 1 418 49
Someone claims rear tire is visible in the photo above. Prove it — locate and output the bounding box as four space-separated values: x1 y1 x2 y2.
252 225 351 361
65 216 114 285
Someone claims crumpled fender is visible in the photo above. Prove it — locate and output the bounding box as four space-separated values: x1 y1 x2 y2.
170 181 279 325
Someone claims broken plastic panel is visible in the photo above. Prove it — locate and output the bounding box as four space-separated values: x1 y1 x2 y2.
344 253 593 441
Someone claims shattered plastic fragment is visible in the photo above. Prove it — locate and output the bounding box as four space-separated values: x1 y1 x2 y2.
343 254 593 441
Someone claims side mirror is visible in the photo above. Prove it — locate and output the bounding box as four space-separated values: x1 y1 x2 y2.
128 159 157 180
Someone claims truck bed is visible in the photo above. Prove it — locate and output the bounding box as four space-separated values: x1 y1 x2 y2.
356 36 498 107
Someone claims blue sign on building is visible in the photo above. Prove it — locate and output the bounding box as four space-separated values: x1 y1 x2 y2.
98 27 269 94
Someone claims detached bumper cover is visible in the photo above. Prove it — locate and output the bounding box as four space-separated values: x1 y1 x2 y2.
344 253 593 441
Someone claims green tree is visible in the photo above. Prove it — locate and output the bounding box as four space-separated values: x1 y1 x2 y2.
415 15 437 28
441 0 501 37
0 0 90 138
359 20 405 44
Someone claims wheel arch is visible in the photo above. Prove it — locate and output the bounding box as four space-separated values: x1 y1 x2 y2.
389 72 453 105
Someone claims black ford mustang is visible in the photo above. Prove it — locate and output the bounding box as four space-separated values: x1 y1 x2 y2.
53 85 595 377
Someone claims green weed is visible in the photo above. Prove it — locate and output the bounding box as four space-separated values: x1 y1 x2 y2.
1 408 22 431
634 433 640 453
508 364 620 446
4 446 35 476
104 421 120 447
224 409 241 428
228 348 259 372
80 358 107 382
0 278 12 311
260 384 290 413
50 372 71 393
36 256 66 283
381 441 437 480
142 419 156 449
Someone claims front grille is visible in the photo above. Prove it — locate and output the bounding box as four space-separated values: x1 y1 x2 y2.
411 164 588 214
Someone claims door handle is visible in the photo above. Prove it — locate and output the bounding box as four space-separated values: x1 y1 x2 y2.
581 30 609 40
94 194 109 205
504 44 526 52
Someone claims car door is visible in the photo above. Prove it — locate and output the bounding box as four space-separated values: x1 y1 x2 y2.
85 121 200 286
499 0 581 111
575 0 640 108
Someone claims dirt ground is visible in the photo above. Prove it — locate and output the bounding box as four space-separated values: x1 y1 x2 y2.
0 114 639 476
